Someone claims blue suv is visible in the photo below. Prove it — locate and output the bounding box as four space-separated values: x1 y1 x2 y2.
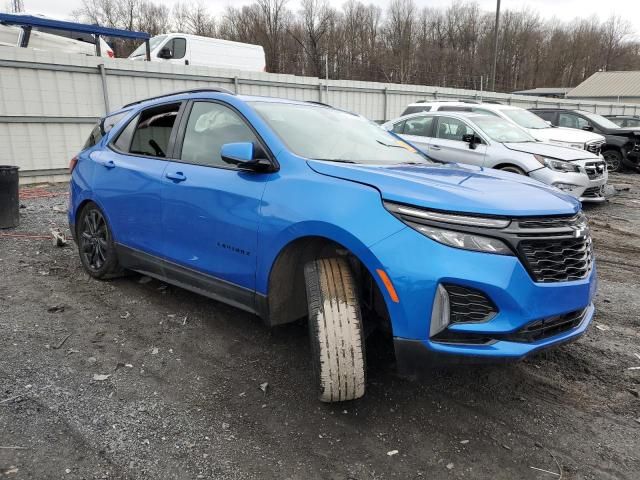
69 89 597 402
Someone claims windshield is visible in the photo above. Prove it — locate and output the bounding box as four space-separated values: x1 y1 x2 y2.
129 35 167 58
502 109 550 129
472 116 535 143
580 111 623 129
251 102 431 165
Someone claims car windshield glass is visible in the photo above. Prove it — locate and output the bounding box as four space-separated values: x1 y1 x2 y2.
472 116 535 143
502 109 549 129
251 102 432 165
129 35 166 58
581 111 622 129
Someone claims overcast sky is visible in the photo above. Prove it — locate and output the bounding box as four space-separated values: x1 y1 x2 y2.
15 0 640 39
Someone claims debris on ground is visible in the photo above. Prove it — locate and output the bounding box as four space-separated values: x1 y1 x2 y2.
259 382 269 395
92 374 111 381
386 450 398 456
51 229 68 247
47 305 65 313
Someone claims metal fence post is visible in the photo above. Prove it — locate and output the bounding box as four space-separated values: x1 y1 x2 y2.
383 87 388 122
318 83 323 102
234 76 240 94
98 64 110 114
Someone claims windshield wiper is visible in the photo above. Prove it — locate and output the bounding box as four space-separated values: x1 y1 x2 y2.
376 140 406 148
313 159 357 164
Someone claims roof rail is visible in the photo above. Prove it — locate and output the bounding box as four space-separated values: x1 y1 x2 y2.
123 88 235 108
305 100 333 108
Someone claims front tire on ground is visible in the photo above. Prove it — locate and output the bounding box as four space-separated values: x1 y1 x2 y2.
76 202 122 279
602 149 623 173
304 257 366 402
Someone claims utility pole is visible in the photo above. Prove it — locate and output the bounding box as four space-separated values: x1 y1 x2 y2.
491 0 501 92
10 0 25 13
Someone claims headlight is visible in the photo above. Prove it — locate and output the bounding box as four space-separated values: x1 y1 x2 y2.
534 155 580 173
551 140 585 150
384 202 514 256
412 223 513 255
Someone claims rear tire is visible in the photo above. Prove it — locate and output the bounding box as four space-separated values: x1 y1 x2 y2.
304 257 366 402
76 202 122 279
602 150 623 173
499 165 526 175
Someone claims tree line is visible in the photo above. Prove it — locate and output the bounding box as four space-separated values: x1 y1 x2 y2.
71 0 640 92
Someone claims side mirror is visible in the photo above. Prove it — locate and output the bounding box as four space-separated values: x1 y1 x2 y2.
462 133 480 150
158 47 173 59
582 125 594 132
220 142 274 172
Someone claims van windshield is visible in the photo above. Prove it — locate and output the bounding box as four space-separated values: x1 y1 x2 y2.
129 35 167 58
251 102 431 165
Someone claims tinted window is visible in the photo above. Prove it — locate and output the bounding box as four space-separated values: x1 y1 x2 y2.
435 117 475 141
129 103 180 158
391 120 406 134
171 38 187 59
113 115 139 152
82 111 129 150
559 113 588 129
532 110 555 122
180 102 259 167
401 105 431 115
403 116 434 137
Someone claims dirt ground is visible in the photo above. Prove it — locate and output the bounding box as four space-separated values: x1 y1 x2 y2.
1 174 639 480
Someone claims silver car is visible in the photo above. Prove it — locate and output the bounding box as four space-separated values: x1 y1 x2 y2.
382 112 608 203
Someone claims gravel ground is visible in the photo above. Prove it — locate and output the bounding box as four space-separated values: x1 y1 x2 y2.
1 175 639 480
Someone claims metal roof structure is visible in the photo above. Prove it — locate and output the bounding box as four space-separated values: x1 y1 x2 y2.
567 71 640 98
512 87 572 97
0 13 151 58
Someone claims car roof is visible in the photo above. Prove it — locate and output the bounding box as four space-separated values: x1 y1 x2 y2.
406 101 517 110
388 110 496 124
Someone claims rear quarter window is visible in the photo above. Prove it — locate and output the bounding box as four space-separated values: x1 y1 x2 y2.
82 111 129 150
401 105 432 115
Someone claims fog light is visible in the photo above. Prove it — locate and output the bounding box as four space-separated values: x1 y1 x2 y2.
553 182 579 192
430 284 450 337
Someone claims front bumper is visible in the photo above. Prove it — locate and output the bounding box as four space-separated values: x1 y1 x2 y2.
369 226 597 365
529 164 608 203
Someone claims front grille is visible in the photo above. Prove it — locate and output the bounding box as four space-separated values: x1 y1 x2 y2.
444 284 497 323
519 236 592 282
584 161 606 179
503 308 586 342
517 213 584 230
586 141 604 155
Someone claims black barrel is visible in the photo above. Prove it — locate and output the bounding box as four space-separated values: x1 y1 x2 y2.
0 166 20 229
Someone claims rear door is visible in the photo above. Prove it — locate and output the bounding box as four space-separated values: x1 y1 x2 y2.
160 100 274 299
394 115 435 153
429 116 487 167
91 101 184 258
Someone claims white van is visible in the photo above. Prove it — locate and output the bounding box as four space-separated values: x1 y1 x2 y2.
128 33 266 71
0 15 114 57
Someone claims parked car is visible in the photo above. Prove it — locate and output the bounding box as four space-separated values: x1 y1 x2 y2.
382 111 608 202
400 101 605 156
129 34 266 71
530 108 640 173
69 89 596 402
0 13 114 57
604 115 640 129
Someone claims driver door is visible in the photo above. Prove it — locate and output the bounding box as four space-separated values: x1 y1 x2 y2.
429 116 487 167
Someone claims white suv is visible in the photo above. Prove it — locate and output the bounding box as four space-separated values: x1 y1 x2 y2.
401 101 605 155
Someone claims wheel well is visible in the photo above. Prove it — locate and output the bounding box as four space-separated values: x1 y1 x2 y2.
73 200 94 236
602 146 622 154
266 236 392 335
494 163 526 173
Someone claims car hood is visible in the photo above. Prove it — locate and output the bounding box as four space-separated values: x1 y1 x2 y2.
503 142 597 161
525 126 604 143
306 160 580 217
606 128 640 137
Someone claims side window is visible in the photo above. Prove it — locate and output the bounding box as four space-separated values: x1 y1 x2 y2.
171 38 186 59
533 110 555 122
112 114 139 152
401 105 431 115
180 102 259 168
403 116 434 137
128 103 181 158
435 117 475 142
82 111 129 150
391 120 406 134
559 113 588 129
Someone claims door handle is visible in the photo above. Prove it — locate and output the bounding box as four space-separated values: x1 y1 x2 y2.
166 171 187 182
100 160 115 169
431 145 441 150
